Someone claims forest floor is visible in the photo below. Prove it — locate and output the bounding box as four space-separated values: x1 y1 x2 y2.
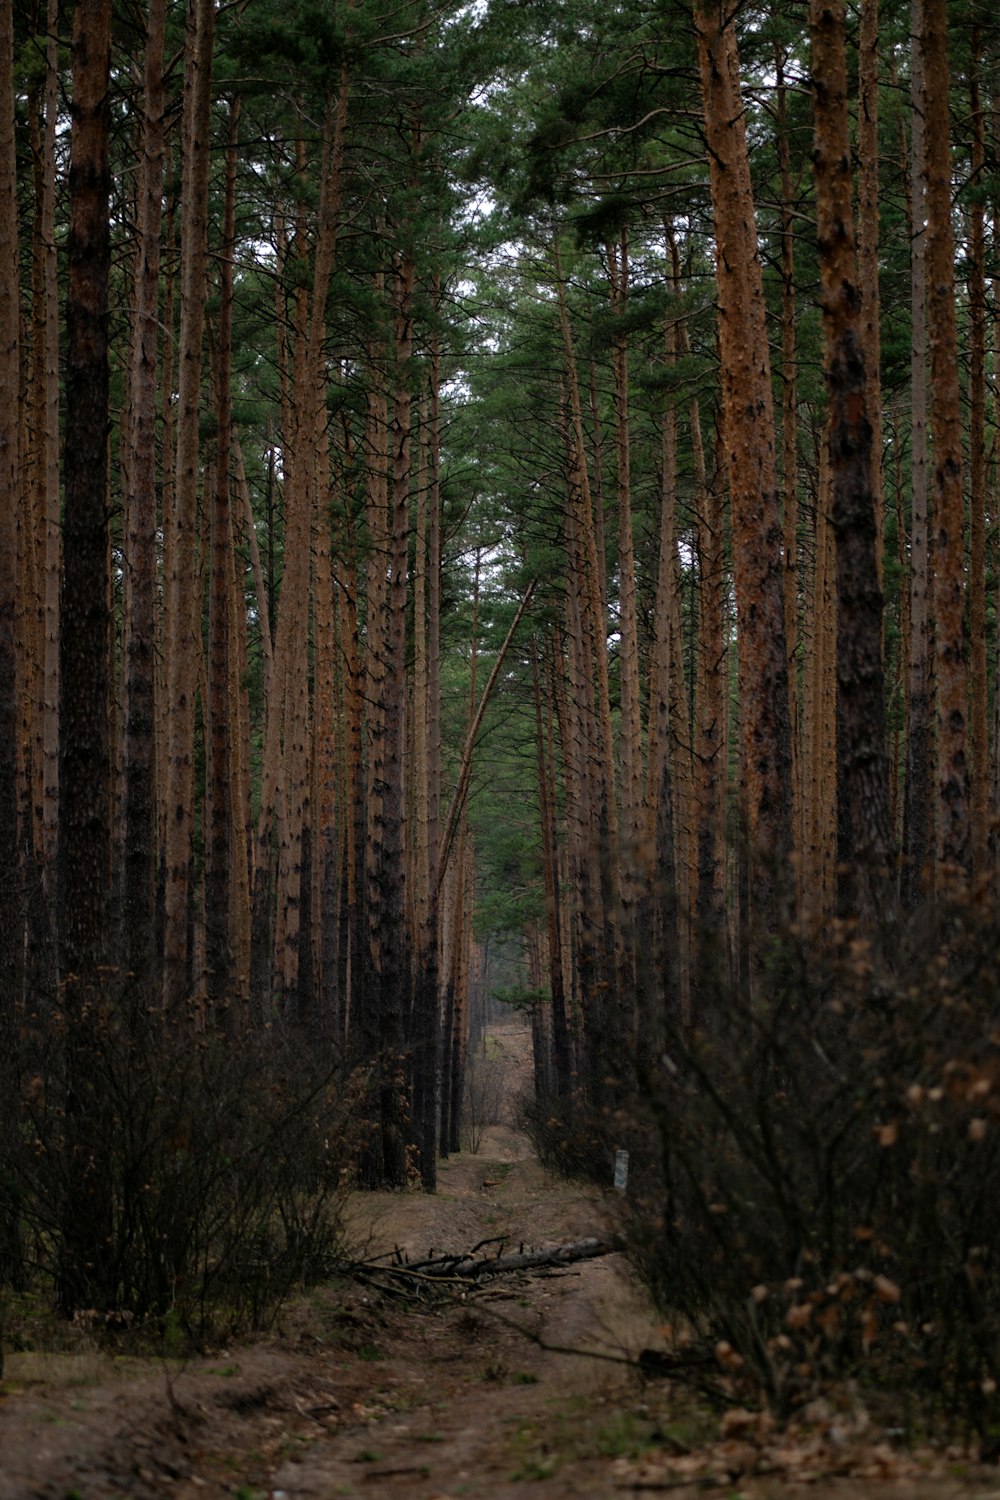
3 1023 1000 1500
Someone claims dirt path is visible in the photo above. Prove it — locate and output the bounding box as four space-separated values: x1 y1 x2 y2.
0 1026 659 1500
3 1024 1000 1498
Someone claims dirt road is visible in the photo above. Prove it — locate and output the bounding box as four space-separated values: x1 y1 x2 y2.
0 1027 662 1499
3 1025 1000 1499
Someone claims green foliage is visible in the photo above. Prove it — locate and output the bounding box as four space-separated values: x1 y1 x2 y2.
491 985 549 1015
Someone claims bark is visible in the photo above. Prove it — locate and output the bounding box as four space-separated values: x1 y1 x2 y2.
24 68 44 883
357 254 413 1188
335 473 365 1044
645 246 681 1030
532 638 571 1097
156 178 177 878
967 32 988 881
693 421 728 968
40 0 59 889
803 445 838 935
228 496 251 1011
19 0 59 994
360 335 389 1066
411 288 443 1171
775 50 802 898
810 0 896 923
921 0 969 880
903 0 933 907
694 0 793 938
163 0 215 1013
607 230 643 881
205 99 239 1010
57 0 114 1314
312 421 338 1031
857 0 884 594
554 243 629 1096
410 345 447 1186
380 250 416 1180
0 0 21 1030
272 189 311 1009
122 0 166 984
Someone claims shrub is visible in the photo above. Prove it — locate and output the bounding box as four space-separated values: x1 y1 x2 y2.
623 904 1000 1436
1 985 364 1344
463 1040 512 1153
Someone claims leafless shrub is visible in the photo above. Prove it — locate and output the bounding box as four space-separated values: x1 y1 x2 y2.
529 899 1000 1438
463 1041 512 1153
626 902 1000 1436
1 983 363 1344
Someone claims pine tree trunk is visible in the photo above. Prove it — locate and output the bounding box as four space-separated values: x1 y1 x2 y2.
810 0 895 923
857 0 883 596
163 0 214 1013
775 52 802 903
903 0 933 908
272 190 312 1011
228 496 251 1012
0 0 21 1032
30 0 60 991
694 0 793 942
121 0 166 987
57 0 113 1315
921 0 970 881
336 499 365 1045
554 244 629 1098
645 259 681 1031
205 99 238 1011
410 394 440 1187
607 231 643 890
802 446 838 935
532 639 571 1097
312 419 338 1031
967 31 988 881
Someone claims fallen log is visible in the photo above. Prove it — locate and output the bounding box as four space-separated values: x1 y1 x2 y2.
418 1236 622 1280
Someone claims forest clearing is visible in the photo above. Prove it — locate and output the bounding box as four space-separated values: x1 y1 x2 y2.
8 0 1000 1488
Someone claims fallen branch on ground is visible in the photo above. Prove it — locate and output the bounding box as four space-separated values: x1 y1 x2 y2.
349 1236 622 1300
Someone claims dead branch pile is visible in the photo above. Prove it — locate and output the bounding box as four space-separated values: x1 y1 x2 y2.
349 1235 622 1302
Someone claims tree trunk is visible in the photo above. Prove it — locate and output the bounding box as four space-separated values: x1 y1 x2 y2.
607 230 643 886
205 98 239 1011
775 50 802 905
122 0 166 987
967 30 988 881
0 0 22 1036
163 0 215 1014
694 0 793 943
554 243 628 1101
810 0 896 924
903 0 933 908
921 0 970 881
532 637 571 1097
57 0 114 1315
857 0 883 596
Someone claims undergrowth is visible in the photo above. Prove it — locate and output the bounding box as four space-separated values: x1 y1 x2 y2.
0 984 367 1348
527 898 1000 1441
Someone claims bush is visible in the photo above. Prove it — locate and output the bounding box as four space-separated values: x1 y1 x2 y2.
622 905 1000 1436
1 986 364 1344
463 1039 512 1153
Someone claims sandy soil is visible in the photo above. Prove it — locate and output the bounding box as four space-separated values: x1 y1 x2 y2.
3 1024 1000 1499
